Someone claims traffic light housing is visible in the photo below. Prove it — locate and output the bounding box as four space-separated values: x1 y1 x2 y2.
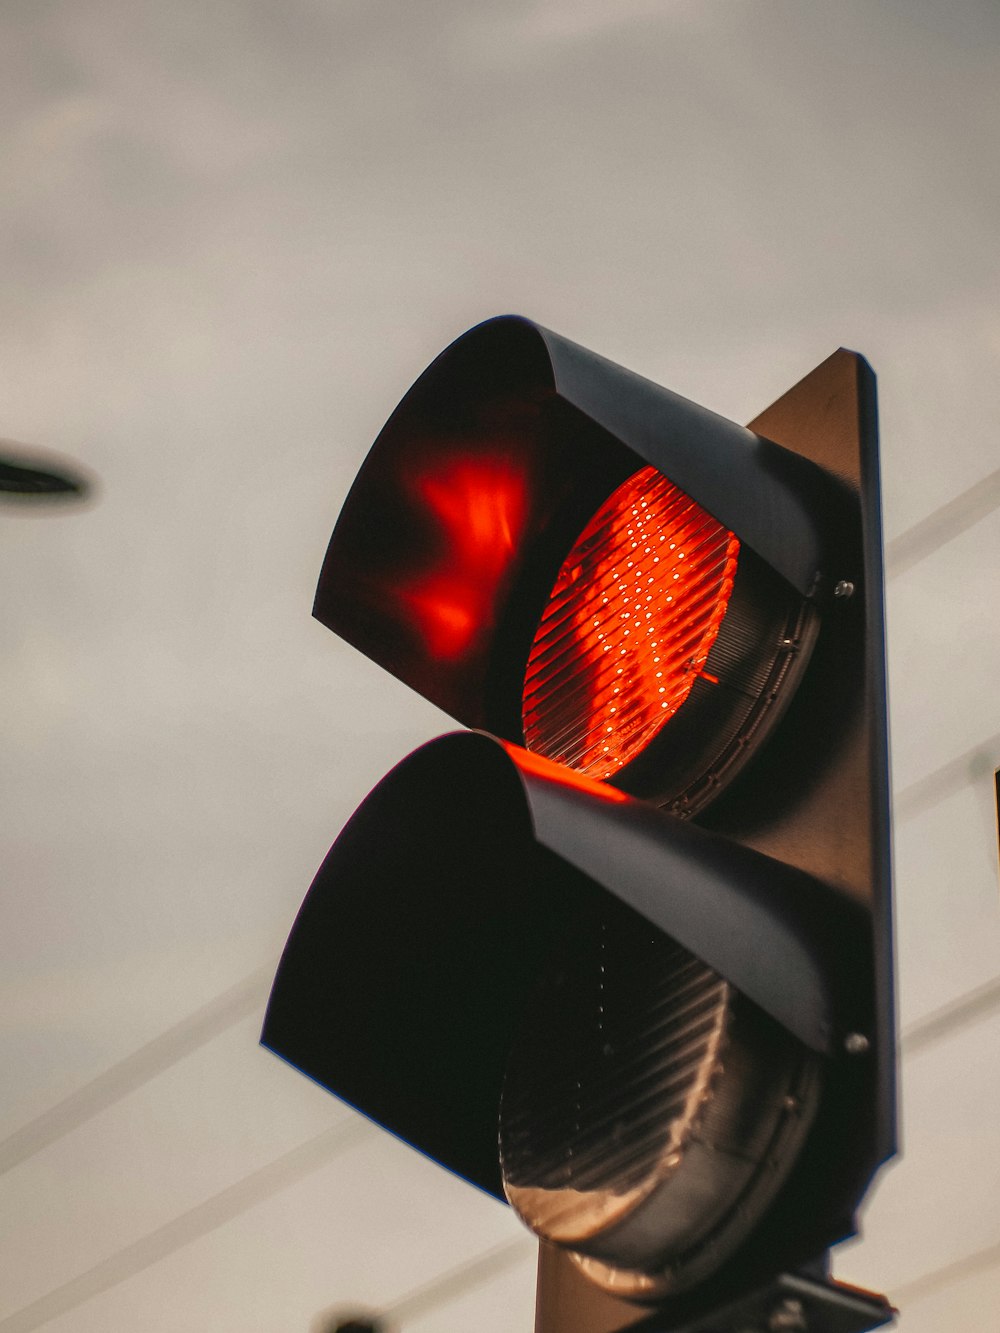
263 318 894 1330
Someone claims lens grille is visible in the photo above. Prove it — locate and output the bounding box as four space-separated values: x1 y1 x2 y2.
500 905 730 1245
522 467 739 779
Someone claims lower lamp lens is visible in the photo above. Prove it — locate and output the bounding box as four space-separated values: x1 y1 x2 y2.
499 900 821 1298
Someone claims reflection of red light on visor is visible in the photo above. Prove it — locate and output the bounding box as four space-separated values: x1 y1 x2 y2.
504 742 628 803
523 467 739 779
399 456 528 661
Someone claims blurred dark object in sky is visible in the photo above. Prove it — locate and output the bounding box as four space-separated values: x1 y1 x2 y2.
312 1311 390 1333
0 439 92 504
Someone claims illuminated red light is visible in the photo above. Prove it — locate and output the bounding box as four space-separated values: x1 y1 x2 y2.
522 467 739 779
398 455 529 661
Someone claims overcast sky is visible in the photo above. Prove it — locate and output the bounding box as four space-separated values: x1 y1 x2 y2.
2 3 999 1327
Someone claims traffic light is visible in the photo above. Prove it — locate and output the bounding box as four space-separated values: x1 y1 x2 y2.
263 317 895 1331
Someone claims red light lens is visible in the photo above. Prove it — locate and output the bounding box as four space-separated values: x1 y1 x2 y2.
522 467 739 779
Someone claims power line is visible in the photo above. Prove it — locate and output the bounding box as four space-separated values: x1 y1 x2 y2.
900 973 1000 1056
891 1236 1000 1308
0 965 273 1177
886 465 1000 580
0 1118 371 1333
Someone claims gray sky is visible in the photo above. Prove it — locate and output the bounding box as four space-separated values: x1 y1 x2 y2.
2 2 1000 1328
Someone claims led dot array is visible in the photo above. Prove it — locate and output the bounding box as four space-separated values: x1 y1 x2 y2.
522 466 739 779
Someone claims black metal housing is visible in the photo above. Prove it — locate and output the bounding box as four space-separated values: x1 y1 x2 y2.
309 318 893 1155
265 323 895 1330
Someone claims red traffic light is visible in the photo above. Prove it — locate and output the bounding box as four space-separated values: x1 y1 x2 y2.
521 464 741 780
315 317 850 816
265 318 894 1330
